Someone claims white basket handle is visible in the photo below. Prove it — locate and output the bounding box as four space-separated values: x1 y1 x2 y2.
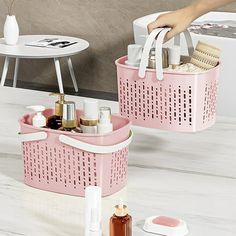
139 28 163 78
139 28 194 81
19 131 48 142
59 131 133 154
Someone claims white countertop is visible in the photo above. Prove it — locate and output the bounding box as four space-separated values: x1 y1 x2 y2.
0 86 235 236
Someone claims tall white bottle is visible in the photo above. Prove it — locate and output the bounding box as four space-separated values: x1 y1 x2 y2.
85 186 102 236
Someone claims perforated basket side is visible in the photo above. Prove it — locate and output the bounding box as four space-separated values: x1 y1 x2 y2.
22 140 128 197
116 56 219 132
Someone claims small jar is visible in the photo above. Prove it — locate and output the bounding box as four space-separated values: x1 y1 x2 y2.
148 48 169 69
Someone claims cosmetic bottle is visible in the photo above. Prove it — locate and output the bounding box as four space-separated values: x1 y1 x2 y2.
109 199 132 236
85 186 102 236
148 48 169 69
80 99 99 134
27 105 47 128
97 107 113 134
125 44 143 67
59 101 82 133
89 208 102 236
168 45 181 69
47 93 65 130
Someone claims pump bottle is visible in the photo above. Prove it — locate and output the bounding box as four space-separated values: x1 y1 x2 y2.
27 105 47 128
47 93 65 129
109 199 132 236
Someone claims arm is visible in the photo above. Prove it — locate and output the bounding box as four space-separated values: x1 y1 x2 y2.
148 0 236 41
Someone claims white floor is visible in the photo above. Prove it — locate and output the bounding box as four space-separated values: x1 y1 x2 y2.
0 86 236 236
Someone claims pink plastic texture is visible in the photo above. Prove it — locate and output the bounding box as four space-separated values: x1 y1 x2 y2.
19 109 131 197
152 216 180 227
116 56 220 132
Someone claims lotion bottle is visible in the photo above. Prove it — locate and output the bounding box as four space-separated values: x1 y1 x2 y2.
47 93 65 129
109 199 132 236
27 105 47 128
97 107 113 134
80 99 99 134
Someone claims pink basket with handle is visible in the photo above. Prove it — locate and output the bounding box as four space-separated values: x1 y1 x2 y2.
116 28 220 132
19 109 132 197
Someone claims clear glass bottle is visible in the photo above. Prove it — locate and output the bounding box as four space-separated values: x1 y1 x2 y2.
109 200 132 236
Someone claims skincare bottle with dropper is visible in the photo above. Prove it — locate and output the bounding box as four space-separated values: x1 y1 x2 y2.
47 93 65 130
59 101 82 133
27 105 47 128
109 199 132 236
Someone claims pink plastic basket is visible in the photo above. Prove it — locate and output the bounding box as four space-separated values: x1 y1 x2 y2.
116 28 220 132
19 109 132 197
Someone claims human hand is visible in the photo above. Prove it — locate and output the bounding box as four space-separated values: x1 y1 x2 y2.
147 7 195 41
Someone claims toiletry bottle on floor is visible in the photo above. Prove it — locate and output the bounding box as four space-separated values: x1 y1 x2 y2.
85 186 102 236
109 199 132 236
47 93 66 129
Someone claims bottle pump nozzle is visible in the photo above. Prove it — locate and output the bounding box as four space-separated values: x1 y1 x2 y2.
49 93 65 117
27 105 46 128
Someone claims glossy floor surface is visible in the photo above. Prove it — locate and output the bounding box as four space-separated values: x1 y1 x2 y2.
0 87 235 236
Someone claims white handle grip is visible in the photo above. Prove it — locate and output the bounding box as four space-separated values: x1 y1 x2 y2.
19 131 48 142
138 28 194 81
59 131 133 154
155 28 170 81
138 28 163 78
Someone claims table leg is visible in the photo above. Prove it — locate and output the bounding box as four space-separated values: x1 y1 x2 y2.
13 58 20 88
67 57 78 92
54 58 64 94
1 57 10 86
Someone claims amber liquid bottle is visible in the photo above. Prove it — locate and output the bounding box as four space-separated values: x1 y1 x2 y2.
109 201 132 236
47 93 65 129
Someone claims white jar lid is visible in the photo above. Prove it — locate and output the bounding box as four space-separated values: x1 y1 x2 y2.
83 99 99 120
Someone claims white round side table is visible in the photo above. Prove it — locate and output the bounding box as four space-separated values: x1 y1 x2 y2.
0 35 89 93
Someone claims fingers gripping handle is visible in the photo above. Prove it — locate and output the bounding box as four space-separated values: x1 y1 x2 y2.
138 28 194 81
155 28 194 81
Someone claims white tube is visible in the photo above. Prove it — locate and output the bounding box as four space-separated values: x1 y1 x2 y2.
85 186 102 236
